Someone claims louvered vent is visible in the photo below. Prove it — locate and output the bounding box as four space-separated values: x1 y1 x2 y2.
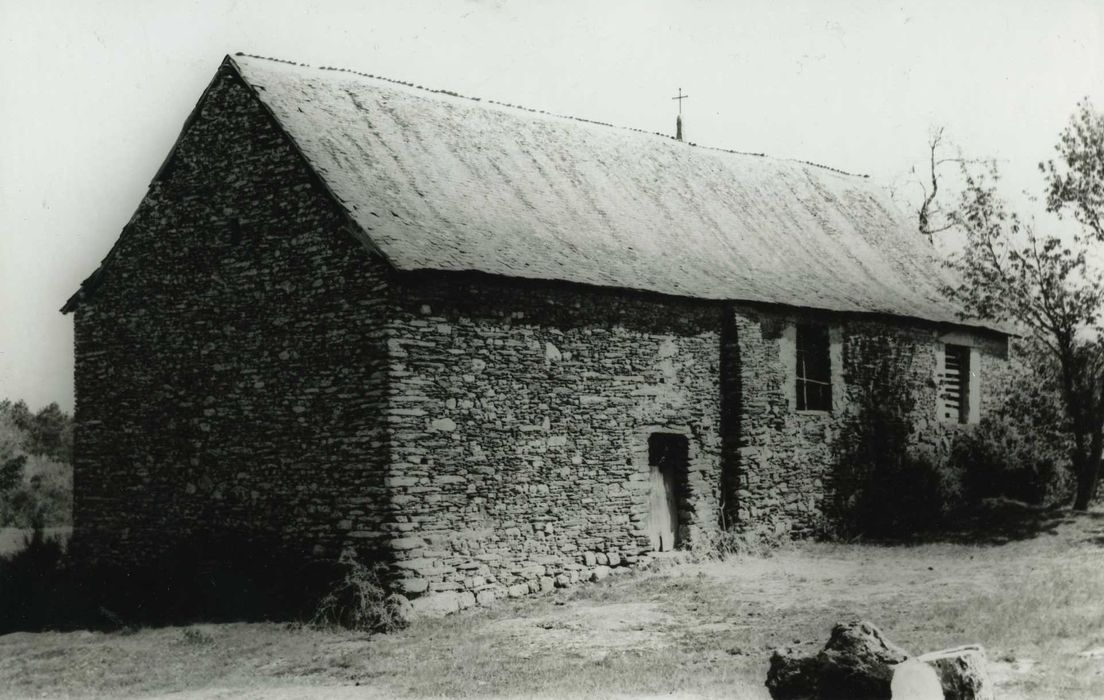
940 345 970 423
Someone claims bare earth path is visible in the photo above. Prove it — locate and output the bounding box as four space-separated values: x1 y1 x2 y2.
3 508 1103 699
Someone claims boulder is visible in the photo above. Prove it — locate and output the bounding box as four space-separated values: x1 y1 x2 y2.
918 645 994 700
766 620 910 699
766 649 827 699
890 658 943 700
765 622 993 700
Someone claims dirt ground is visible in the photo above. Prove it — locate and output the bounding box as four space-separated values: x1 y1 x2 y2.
2 507 1103 699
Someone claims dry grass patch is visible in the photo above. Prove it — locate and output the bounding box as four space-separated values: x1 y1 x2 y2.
2 509 1103 698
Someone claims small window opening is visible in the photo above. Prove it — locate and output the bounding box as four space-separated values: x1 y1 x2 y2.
796 324 832 411
940 344 971 423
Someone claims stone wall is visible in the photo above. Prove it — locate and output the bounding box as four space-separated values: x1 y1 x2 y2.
66 63 1013 616
380 274 725 610
727 305 1009 537
71 67 393 568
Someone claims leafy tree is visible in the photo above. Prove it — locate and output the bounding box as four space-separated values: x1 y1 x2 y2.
0 399 74 527
26 403 72 462
0 400 72 462
0 455 25 492
943 99 1104 510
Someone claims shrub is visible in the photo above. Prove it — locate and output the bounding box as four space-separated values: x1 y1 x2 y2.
691 526 788 560
831 338 961 539
951 416 1071 506
178 627 215 645
311 554 408 633
954 338 1075 507
837 445 957 538
112 531 345 625
0 528 66 632
0 527 366 633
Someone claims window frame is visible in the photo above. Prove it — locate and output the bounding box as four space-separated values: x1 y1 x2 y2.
795 323 833 413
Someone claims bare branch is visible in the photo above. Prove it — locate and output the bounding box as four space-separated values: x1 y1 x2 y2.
917 127 945 242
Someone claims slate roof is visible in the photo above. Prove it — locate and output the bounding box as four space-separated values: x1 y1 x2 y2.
69 53 1005 335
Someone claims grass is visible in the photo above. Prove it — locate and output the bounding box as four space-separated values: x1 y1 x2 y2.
2 509 1103 699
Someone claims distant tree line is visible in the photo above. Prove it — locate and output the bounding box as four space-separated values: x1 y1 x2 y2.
0 399 73 528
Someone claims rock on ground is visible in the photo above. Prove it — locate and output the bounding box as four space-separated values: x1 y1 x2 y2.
765 620 994 700
409 592 460 618
891 658 943 700
918 645 994 700
766 620 909 699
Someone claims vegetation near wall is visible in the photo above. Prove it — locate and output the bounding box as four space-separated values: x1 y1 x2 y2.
942 100 1104 511
831 337 1076 540
0 399 72 529
950 339 1074 507
831 341 956 539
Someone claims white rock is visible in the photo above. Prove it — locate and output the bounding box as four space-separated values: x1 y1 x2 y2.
544 341 562 363
475 590 498 607
891 658 943 700
507 583 529 598
430 417 457 432
409 592 460 618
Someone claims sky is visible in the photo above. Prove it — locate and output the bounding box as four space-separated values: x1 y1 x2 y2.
1 0 1101 412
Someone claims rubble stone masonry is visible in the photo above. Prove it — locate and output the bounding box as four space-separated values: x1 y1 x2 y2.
726 307 1007 539
71 67 393 566
381 274 724 609
68 65 1009 614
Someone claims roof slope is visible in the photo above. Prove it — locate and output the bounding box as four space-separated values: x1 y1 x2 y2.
71 53 986 333
230 55 992 330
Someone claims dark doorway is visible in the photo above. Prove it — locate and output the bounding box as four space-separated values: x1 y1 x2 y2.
648 433 689 551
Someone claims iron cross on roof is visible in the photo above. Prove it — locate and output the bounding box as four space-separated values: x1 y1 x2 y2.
672 88 688 141
672 88 689 114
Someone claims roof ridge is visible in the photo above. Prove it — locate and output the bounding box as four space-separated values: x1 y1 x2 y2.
232 52 870 179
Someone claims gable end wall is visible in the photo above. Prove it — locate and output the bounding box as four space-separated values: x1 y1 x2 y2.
71 67 393 569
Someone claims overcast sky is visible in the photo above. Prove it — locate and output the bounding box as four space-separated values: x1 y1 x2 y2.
1 0 1101 412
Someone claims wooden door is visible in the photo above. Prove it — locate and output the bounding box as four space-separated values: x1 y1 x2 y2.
648 433 686 552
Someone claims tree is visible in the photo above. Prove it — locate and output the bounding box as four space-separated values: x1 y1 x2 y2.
896 126 990 242
26 403 72 462
943 99 1104 510
917 128 958 241
0 455 25 492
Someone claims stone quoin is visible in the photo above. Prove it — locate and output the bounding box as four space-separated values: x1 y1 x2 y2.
62 54 1011 611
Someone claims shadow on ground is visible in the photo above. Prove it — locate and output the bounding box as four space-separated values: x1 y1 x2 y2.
923 499 1104 546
